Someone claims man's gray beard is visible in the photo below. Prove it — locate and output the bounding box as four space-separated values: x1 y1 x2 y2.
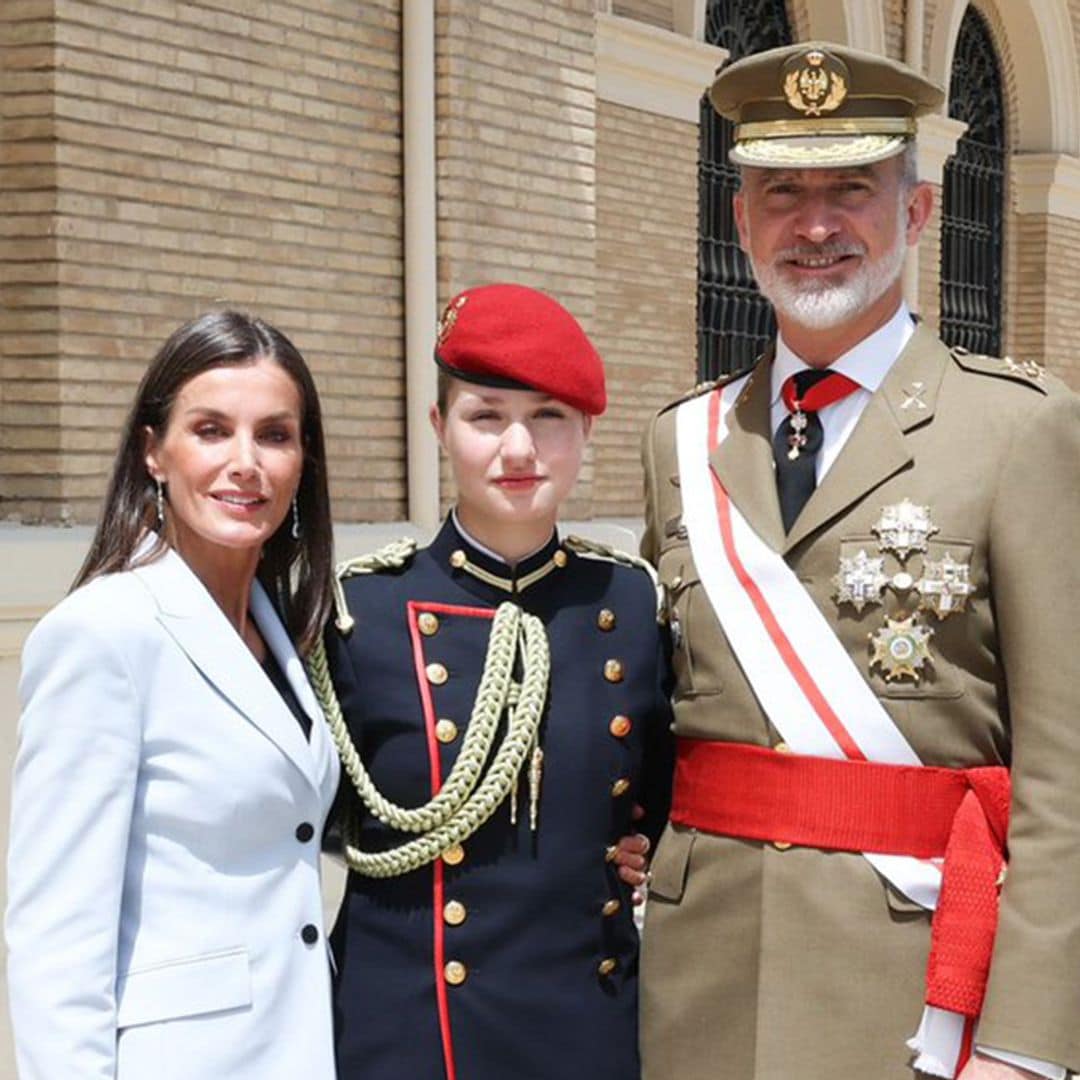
749 227 909 332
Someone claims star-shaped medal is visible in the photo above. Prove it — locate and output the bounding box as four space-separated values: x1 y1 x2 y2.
869 616 933 683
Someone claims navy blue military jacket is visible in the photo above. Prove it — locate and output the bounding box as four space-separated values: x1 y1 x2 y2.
327 516 673 1080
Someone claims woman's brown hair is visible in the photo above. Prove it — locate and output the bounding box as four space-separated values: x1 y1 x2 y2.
74 310 334 654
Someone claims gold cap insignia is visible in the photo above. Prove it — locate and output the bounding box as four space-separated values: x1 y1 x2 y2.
436 294 468 347
782 49 849 117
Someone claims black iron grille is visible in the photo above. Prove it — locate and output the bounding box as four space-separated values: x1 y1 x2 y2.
940 6 1006 356
697 0 792 381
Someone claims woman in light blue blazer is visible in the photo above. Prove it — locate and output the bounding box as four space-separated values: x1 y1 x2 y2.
6 311 340 1079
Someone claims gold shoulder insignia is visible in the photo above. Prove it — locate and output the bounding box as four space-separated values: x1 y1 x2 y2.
332 538 418 633
655 361 760 417
563 535 663 622
949 346 1048 394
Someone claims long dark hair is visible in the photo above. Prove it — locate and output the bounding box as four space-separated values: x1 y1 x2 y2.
74 310 334 654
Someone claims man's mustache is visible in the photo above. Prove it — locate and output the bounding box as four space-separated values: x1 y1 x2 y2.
773 242 868 262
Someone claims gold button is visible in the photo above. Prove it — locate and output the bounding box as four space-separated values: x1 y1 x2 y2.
444 900 467 926
670 575 683 591
553 550 568 568
435 718 459 744
450 550 467 569
773 839 793 851
602 898 621 917
426 662 448 686
597 957 617 977
442 843 465 866
418 611 440 636
444 960 467 985
604 844 618 863
597 608 616 631
774 741 792 754
611 777 630 798
609 715 632 739
603 659 624 683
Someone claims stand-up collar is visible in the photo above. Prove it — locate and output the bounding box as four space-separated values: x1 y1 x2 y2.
427 514 567 599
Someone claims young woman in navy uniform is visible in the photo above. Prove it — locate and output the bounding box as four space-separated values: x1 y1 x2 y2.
310 283 673 1079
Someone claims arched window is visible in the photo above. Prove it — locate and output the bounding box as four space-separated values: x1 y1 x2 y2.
940 6 1006 355
697 0 792 380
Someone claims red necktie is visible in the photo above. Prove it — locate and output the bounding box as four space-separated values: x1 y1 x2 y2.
774 370 861 532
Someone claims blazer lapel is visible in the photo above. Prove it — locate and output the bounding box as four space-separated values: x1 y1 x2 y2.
134 550 319 792
783 323 947 552
249 583 334 793
709 356 786 553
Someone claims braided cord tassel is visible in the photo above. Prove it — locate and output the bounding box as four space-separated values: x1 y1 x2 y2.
308 602 551 878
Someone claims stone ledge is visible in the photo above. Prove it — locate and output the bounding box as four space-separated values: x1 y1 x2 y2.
596 12 727 124
1012 153 1080 221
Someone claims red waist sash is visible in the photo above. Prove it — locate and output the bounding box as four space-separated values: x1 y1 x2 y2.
671 739 1011 1018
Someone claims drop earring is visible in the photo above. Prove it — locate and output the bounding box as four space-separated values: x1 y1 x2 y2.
155 479 165 528
291 496 301 540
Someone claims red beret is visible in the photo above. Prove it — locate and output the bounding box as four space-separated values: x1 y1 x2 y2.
434 283 606 416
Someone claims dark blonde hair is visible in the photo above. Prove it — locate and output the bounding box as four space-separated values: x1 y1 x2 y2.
74 310 334 654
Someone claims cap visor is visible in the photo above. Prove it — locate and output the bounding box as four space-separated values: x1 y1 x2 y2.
730 133 906 169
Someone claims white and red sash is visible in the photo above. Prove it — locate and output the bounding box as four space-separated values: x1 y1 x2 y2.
673 378 975 1077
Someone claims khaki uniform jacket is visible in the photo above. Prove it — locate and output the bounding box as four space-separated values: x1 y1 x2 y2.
639 325 1080 1079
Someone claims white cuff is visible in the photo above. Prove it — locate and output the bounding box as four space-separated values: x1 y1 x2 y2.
976 1044 1066 1080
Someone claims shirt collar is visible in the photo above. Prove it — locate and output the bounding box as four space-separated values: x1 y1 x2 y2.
771 302 916 406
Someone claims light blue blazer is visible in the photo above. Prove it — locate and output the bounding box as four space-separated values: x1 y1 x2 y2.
6 547 339 1079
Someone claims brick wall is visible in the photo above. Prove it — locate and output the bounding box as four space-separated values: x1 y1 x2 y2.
594 101 698 517
1043 216 1080 388
917 186 944 331
434 0 598 517
1 2 61 523
1011 214 1080 390
1010 212 1047 369
1 0 405 525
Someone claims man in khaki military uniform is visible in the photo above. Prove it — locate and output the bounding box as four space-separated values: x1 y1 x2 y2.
639 42 1080 1080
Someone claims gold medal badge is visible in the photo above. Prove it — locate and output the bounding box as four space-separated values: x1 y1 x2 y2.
782 49 849 117
436 294 468 347
869 616 933 683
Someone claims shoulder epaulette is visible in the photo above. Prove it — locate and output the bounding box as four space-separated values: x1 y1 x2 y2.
655 361 760 417
563 534 663 622
331 538 418 633
949 346 1048 394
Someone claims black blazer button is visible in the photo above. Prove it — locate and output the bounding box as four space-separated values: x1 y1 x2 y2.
295 822 315 843
301 924 319 945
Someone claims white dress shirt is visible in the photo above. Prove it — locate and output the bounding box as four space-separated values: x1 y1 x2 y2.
770 301 915 481
769 301 1064 1080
